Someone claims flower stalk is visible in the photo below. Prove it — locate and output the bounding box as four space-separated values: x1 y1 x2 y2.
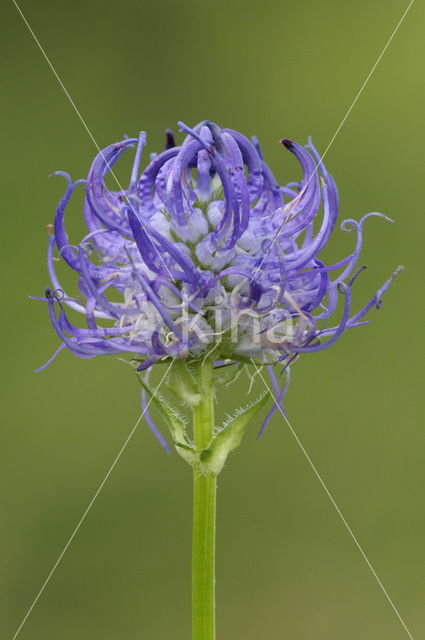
137 357 268 638
192 358 216 640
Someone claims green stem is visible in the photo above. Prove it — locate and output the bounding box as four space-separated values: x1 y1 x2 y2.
192 358 216 640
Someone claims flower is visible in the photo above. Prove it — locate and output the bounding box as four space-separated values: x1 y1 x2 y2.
36 120 402 439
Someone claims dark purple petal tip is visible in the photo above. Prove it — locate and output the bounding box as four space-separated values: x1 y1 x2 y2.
281 138 294 149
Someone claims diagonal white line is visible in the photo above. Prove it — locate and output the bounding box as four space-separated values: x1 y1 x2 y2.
251 359 414 640
12 0 104 164
12 0 175 282
311 0 415 172
250 0 415 283
11 362 173 640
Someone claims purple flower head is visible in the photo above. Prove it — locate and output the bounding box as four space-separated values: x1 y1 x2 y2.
36 120 402 440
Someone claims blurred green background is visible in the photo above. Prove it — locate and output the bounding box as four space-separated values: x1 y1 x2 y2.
1 0 424 638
